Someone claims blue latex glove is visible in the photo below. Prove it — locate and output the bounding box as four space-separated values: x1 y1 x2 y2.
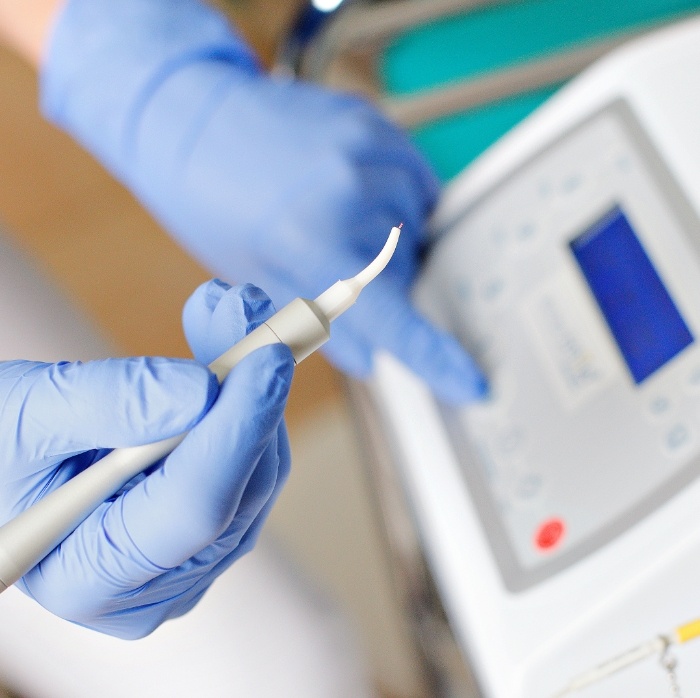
40 0 487 405
0 282 293 638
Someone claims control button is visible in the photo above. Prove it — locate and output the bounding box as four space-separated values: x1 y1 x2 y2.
516 222 535 242
663 423 695 457
480 277 506 304
473 441 500 485
647 395 672 421
513 473 543 503
534 518 566 552
561 174 582 194
466 372 517 428
496 427 525 456
489 227 508 248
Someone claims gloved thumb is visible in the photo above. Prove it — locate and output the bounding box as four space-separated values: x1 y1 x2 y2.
6 358 218 458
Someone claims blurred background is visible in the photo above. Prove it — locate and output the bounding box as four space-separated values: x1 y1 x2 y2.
0 1 427 696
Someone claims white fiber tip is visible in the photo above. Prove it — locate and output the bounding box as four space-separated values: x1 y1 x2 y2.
354 225 401 289
314 225 402 322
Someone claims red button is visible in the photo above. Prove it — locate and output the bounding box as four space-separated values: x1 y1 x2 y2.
535 518 566 552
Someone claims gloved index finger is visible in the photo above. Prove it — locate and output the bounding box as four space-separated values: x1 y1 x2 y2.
344 276 488 405
183 281 276 365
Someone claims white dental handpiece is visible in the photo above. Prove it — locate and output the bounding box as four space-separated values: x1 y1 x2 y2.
0 225 401 592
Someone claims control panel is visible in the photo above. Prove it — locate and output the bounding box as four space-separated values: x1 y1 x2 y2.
416 101 700 591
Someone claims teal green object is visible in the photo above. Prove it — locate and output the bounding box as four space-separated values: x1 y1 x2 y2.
382 0 700 95
380 0 700 179
413 84 560 181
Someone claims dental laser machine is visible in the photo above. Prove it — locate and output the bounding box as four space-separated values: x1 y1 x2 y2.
360 16 700 697
0 228 402 594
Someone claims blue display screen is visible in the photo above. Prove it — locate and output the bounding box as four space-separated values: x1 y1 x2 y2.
570 206 693 384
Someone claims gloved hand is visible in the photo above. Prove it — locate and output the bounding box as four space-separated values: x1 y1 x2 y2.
0 281 293 639
40 0 487 405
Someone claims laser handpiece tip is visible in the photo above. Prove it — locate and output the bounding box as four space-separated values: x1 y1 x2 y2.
314 225 402 322
355 225 401 288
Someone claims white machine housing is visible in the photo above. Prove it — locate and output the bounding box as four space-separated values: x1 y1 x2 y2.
370 16 700 697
